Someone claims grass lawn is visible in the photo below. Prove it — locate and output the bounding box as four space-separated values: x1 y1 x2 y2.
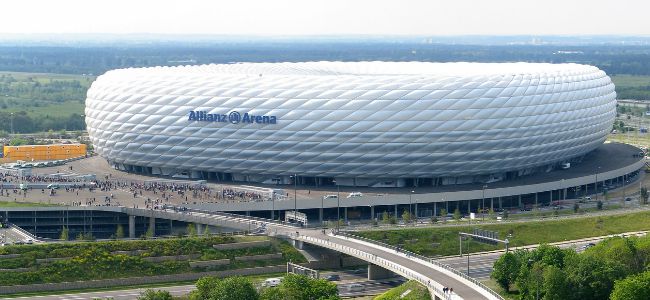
0 200 59 207
611 75 650 100
374 280 430 300
357 209 650 257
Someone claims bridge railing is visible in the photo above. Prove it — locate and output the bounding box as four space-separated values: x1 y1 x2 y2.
291 233 452 300
338 231 504 300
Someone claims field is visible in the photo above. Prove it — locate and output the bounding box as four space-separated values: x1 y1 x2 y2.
0 72 92 133
357 209 650 257
611 75 650 100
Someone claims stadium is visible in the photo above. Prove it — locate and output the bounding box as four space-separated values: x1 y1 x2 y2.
86 62 617 188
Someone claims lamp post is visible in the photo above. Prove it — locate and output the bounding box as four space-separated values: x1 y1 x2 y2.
10 112 14 135
333 179 340 232
292 174 297 214
595 166 600 203
409 190 414 224
482 185 487 221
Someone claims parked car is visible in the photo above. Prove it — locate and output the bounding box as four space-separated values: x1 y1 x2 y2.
324 274 340 281
263 277 283 287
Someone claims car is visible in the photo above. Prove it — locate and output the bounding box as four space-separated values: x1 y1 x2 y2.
625 197 632 201
322 194 338 200
346 192 363 198
346 283 365 292
46 184 60 189
263 277 283 287
324 274 340 281
25 239 33 244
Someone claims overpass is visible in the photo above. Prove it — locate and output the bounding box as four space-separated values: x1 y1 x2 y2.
118 206 503 300
2 205 501 299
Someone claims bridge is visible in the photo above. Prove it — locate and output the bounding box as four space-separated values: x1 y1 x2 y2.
1 205 502 299
117 206 502 300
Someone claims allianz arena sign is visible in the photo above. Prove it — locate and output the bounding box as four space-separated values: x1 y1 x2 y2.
188 110 278 124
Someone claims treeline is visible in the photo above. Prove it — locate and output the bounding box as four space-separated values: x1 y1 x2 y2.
0 74 89 108
492 236 650 300
0 111 85 134
2 43 650 76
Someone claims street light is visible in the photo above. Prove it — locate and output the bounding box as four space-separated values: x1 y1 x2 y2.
10 112 14 135
290 174 297 214
333 179 340 232
409 190 414 224
482 185 487 221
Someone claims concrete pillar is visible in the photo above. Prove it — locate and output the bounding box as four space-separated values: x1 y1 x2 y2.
535 193 538 206
196 223 202 235
446 201 449 212
433 202 437 217
245 211 250 216
368 264 393 280
394 204 398 217
414 203 418 219
370 206 375 221
128 215 135 238
149 216 156 236
563 188 567 201
293 239 304 250
271 209 275 221
344 207 348 222
518 195 522 208
319 208 323 224
498 197 502 209
490 198 494 210
467 200 471 213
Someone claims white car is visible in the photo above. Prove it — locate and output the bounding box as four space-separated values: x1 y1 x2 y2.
346 192 363 198
263 277 283 287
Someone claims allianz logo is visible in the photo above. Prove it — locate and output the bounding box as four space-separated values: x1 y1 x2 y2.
188 110 277 124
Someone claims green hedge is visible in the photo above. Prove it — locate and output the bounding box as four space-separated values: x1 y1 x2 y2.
0 237 305 286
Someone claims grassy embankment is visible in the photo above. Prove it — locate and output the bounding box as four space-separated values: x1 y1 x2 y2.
357 210 650 257
0 235 304 286
373 280 431 300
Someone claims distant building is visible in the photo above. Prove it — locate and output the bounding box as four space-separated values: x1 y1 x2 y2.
85 62 616 187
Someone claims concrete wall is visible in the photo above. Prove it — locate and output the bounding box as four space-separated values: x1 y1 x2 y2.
213 240 270 250
0 254 20 259
189 259 231 268
35 257 68 263
142 254 200 262
234 253 282 261
0 265 285 295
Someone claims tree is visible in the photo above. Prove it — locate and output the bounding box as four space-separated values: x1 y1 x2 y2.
60 226 69 241
138 289 172 300
115 224 125 239
260 274 339 300
610 271 650 300
491 252 520 292
453 208 461 221
641 187 649 205
573 203 580 213
187 223 197 237
191 276 258 300
597 200 603 210
401 209 412 224
542 265 569 300
381 211 390 224
565 255 626 300
439 208 447 223
502 209 509 219
488 208 496 220
145 226 154 239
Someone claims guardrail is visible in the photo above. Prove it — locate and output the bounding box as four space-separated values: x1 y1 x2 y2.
338 231 504 300
291 233 452 300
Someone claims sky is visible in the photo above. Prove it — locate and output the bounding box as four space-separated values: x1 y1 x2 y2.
1 0 648 36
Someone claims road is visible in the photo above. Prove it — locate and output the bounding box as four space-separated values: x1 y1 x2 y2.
0 226 37 245
0 272 403 300
438 231 648 281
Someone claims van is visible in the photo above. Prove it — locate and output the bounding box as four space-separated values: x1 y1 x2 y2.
346 283 365 292
560 163 570 169
263 277 283 287
346 192 363 198
322 194 338 200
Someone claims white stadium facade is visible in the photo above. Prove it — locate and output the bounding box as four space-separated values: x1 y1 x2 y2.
86 62 617 189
